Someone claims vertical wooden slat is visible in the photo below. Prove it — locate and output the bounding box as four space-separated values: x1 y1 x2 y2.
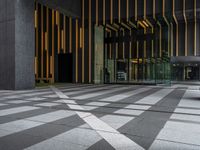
35 3 38 79
82 0 85 83
183 0 187 56
41 6 44 80
57 11 60 54
96 0 99 25
76 19 79 83
118 0 121 23
194 0 197 56
111 0 113 24
69 17 72 53
51 10 55 83
46 7 49 81
89 0 92 83
64 16 66 53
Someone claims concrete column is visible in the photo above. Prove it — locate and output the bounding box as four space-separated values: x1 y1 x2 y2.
0 0 35 90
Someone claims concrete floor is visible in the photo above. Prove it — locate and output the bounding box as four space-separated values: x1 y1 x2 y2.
0 84 200 150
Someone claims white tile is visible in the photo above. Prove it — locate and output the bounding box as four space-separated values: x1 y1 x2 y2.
35 102 60 107
83 115 144 150
72 86 134 100
4 95 21 99
100 88 150 102
125 104 151 110
150 140 200 150
87 102 110 106
178 90 200 109
25 124 101 150
156 121 200 146
43 95 58 98
73 93 105 100
0 106 39 117
136 89 173 105
23 91 53 97
81 105 98 111
178 100 200 109
0 120 43 137
114 109 144 116
163 121 200 133
175 108 200 115
0 103 7 106
26 97 47 101
25 139 87 150
100 115 133 129
54 99 78 104
7 100 28 104
100 95 129 102
28 110 75 123
171 114 200 123
0 110 75 138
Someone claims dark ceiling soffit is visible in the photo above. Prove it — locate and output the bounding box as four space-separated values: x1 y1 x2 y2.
171 56 200 63
36 0 81 18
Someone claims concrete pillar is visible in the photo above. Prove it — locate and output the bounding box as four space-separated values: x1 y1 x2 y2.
0 0 35 90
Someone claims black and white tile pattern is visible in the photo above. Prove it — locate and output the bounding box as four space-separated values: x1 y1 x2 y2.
0 84 200 150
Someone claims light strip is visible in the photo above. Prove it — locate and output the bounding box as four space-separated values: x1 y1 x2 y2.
137 41 139 58
35 3 38 79
183 0 187 56
170 22 173 57
126 0 129 22
111 0 113 24
118 0 121 23
103 0 105 25
34 10 37 28
96 0 98 25
122 29 125 59
116 32 118 59
80 28 83 48
129 30 132 58
82 0 85 83
144 0 146 20
69 17 72 53
142 20 149 27
173 0 179 56
138 21 146 29
76 19 79 83
51 10 55 83
46 7 49 81
157 21 162 58
128 20 137 28
153 0 155 19
163 0 170 56
57 11 60 54
89 0 92 83
41 6 44 80
106 24 118 32
144 0 147 59
121 22 131 30
64 16 66 53
194 0 197 56
135 0 137 21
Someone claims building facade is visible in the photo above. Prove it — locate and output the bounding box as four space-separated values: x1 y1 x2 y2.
0 0 200 89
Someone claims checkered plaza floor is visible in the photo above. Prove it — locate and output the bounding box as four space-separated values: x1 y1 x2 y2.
0 84 200 150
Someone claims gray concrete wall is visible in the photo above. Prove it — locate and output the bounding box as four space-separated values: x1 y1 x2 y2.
0 0 35 90
15 0 35 90
0 0 16 90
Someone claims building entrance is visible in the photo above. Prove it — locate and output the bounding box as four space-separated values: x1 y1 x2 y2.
58 54 73 83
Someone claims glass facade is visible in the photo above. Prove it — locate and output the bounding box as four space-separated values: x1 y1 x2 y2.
172 63 200 81
104 23 171 85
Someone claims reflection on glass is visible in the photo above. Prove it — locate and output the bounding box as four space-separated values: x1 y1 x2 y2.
104 24 171 85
